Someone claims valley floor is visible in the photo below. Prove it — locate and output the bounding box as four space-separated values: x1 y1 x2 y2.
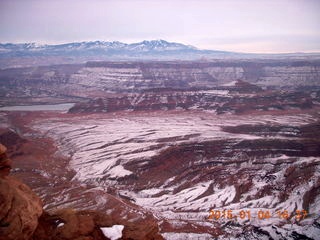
1 108 320 239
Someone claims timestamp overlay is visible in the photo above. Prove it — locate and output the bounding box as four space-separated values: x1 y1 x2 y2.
207 209 309 223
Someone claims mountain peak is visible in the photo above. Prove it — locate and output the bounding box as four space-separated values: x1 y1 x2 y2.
128 39 196 51
141 39 169 44
0 39 226 60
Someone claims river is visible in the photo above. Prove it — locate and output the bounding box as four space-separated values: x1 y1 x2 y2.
0 103 75 111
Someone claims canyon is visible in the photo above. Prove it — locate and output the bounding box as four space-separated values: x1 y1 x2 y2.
1 59 320 107
0 58 320 239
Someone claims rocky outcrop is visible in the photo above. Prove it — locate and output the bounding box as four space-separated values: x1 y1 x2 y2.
33 209 107 240
68 84 315 114
0 143 163 240
0 144 43 240
68 91 223 113
216 90 314 114
219 79 264 93
0 176 43 240
33 209 163 240
1 59 320 106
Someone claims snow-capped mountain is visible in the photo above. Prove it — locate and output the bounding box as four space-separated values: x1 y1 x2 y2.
125 39 197 51
0 39 195 52
0 39 229 59
1 39 319 69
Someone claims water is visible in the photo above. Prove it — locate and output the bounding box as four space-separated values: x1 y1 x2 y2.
0 103 75 111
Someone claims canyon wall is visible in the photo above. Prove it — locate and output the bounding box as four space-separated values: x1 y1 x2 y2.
1 60 320 106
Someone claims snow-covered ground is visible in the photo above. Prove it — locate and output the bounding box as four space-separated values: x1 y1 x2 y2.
101 225 124 240
31 111 320 239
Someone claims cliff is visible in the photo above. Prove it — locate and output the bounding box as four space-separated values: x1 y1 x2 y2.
68 81 314 114
0 143 163 240
0 144 42 240
1 59 320 106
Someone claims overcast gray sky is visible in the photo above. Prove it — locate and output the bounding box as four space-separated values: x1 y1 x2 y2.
0 0 319 53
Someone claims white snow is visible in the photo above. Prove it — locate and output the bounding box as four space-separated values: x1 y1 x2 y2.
57 222 64 228
162 232 213 240
101 225 124 240
32 111 317 185
108 165 132 178
199 90 230 95
222 81 238 86
0 103 75 112
30 110 320 238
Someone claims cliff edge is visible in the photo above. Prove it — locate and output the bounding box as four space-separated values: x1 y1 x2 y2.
0 143 163 240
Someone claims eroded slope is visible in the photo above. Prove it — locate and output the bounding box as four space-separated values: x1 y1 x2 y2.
23 110 320 239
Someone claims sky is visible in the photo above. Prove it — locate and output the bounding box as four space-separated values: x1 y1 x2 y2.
0 0 319 53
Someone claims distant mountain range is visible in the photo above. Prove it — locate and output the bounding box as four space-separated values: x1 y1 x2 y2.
0 40 319 69
0 39 234 58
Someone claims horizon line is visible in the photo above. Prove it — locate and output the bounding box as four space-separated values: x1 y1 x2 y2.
0 39 320 55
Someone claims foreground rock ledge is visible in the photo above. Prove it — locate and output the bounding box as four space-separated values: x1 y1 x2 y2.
0 176 43 240
0 143 163 240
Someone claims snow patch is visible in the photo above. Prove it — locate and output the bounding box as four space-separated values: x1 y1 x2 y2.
108 165 133 178
162 232 213 240
57 222 64 228
101 225 124 240
222 81 237 86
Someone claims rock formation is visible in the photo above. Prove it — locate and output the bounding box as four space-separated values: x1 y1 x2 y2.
68 82 315 114
33 209 107 240
1 59 320 107
0 143 163 240
0 143 43 240
33 209 163 240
